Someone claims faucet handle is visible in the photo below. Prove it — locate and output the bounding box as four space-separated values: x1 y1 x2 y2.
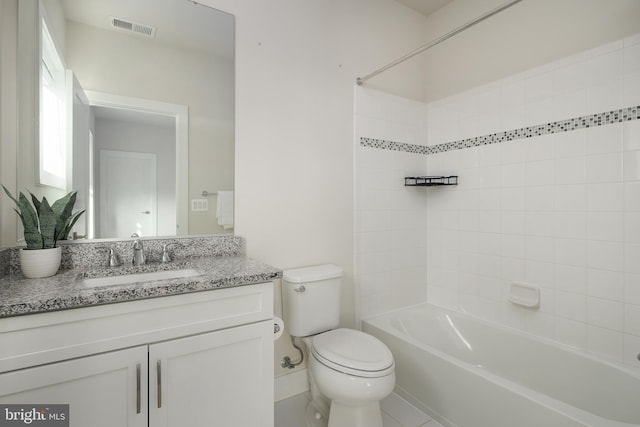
97 246 121 267
161 243 179 263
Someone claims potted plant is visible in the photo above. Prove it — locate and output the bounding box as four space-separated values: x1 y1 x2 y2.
2 186 85 278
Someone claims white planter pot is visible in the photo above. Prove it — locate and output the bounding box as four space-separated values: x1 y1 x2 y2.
20 247 62 279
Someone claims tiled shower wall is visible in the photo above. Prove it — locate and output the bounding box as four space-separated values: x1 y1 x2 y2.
354 33 640 370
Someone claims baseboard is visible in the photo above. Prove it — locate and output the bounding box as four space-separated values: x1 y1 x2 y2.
274 368 309 402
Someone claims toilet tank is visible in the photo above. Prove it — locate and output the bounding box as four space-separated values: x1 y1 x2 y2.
282 264 343 337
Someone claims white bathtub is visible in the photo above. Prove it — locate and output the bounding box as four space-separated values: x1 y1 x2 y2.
362 304 640 427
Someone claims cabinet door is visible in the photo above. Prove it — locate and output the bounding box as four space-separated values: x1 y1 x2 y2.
149 320 273 427
0 346 148 427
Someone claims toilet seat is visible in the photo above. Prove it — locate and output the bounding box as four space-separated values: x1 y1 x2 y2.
310 328 394 378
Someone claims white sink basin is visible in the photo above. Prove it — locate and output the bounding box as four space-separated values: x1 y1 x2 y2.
82 268 201 288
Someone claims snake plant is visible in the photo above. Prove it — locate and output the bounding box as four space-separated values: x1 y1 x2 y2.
2 186 85 250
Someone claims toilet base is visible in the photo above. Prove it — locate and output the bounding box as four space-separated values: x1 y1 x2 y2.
328 400 383 427
305 400 327 427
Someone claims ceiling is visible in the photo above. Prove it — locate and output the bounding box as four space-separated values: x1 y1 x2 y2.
394 0 453 16
60 0 234 59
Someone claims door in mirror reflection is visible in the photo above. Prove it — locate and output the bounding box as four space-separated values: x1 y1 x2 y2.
99 150 158 238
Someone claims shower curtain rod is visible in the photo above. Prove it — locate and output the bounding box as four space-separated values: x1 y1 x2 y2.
356 0 524 86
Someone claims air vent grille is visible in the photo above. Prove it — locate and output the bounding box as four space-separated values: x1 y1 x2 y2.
109 16 156 38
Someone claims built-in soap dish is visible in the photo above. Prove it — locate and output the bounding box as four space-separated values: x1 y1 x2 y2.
509 282 540 308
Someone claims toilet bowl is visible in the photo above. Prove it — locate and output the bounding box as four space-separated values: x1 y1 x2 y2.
304 329 395 427
281 265 396 427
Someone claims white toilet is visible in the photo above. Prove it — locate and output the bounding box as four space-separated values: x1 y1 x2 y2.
282 264 395 427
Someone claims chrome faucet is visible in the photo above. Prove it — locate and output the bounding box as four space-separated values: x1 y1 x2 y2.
132 238 146 266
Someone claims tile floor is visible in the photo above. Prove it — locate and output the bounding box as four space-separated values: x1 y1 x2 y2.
275 391 444 427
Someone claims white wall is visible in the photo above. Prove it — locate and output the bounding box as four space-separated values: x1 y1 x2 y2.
196 0 433 388
0 0 18 246
355 33 640 372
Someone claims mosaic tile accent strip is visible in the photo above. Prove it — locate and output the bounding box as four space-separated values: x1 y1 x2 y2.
361 105 640 155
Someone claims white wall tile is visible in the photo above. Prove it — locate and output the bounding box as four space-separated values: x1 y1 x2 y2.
525 160 553 186
623 150 640 181
525 211 554 236
586 183 624 211
587 212 624 241
555 264 586 294
525 71 554 104
626 244 640 274
623 72 640 107
623 120 640 151
554 156 585 185
586 80 623 114
588 268 624 301
587 240 624 271
502 163 526 187
526 236 554 263
477 144 502 167
501 211 525 234
525 186 554 211
526 260 554 288
587 325 624 361
624 303 640 337
626 273 640 305
554 129 586 159
624 213 640 242
623 41 640 75
586 123 622 155
554 184 586 211
501 187 525 211
624 182 640 211
556 291 587 322
587 297 624 331
501 140 527 164
554 212 586 239
585 152 623 183
526 134 554 161
586 49 623 84
553 60 586 94
555 317 587 349
555 238 586 267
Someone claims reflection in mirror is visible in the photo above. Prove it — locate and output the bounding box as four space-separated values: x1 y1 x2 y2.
16 0 235 242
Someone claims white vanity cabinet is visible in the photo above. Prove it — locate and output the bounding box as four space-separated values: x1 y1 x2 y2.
0 346 148 427
0 282 274 427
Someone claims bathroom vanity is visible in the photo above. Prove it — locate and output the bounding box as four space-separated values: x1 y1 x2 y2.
0 244 280 427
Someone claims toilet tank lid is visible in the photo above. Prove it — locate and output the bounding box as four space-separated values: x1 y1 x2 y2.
282 264 343 283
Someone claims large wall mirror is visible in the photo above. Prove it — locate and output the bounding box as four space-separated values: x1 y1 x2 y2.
16 0 234 241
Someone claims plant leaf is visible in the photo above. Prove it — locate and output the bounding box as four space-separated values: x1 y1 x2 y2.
29 192 42 217
59 209 86 241
2 185 19 206
38 197 57 249
17 193 43 249
52 192 78 241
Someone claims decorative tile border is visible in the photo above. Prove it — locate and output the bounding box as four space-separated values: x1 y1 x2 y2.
361 105 640 155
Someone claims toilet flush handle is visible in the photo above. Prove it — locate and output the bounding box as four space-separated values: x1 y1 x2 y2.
294 285 306 293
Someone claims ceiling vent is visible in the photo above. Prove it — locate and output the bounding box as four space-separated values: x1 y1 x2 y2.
109 16 156 38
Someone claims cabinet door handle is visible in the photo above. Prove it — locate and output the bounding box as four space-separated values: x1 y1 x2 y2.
157 360 162 408
136 363 141 414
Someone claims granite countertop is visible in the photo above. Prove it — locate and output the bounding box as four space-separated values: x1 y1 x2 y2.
0 255 282 318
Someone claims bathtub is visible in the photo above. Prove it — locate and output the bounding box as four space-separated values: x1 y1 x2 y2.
362 304 640 427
